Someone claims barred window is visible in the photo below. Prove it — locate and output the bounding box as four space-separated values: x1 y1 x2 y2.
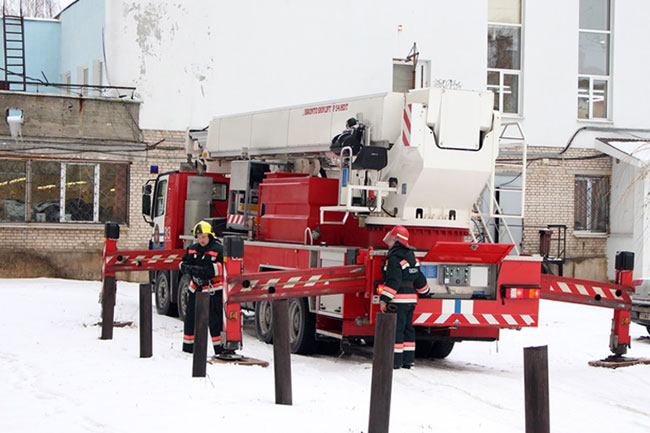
0 158 128 224
575 176 609 232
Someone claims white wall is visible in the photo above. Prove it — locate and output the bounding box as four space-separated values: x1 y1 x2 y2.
59 0 105 87
104 0 487 130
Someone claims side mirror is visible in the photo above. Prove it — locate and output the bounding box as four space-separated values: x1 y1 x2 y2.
142 181 154 226
142 193 152 217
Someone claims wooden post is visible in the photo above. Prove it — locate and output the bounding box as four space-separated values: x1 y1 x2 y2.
524 345 550 433
192 291 210 377
100 276 116 340
272 299 292 405
368 312 397 433
139 283 153 358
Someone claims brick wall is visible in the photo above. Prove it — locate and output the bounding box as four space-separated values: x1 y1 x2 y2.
0 129 186 280
522 146 612 279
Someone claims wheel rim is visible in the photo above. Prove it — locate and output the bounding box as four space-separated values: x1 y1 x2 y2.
179 284 189 318
288 300 301 343
259 301 272 336
157 275 169 307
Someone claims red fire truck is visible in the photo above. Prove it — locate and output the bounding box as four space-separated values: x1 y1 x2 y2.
102 87 635 360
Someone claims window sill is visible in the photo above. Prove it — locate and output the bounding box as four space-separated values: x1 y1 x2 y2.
576 118 613 125
0 222 127 230
501 113 524 120
573 231 608 239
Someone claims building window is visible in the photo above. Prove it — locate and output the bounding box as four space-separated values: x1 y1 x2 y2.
0 159 26 221
61 72 71 94
578 0 611 120
575 176 609 232
487 0 522 115
393 59 430 93
0 159 128 224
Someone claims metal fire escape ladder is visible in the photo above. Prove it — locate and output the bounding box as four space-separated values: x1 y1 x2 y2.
473 121 527 254
2 0 26 91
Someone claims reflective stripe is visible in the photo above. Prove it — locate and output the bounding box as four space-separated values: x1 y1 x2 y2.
183 335 194 343
213 262 223 277
205 251 219 257
414 259 420 267
382 286 397 296
188 249 197 254
403 342 415 352
394 343 404 353
400 259 409 269
416 283 429 294
394 293 418 299
211 336 221 342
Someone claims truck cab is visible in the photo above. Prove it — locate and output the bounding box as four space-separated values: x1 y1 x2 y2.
631 279 650 335
142 170 229 318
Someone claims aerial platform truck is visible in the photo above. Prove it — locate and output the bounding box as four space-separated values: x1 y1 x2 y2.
102 87 637 362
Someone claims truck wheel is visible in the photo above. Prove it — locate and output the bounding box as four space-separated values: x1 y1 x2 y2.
177 275 191 322
430 341 455 359
415 340 434 358
154 271 172 315
255 301 273 344
288 298 316 354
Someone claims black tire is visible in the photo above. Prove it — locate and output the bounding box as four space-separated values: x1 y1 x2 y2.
288 298 316 354
430 340 455 359
254 298 316 354
154 271 172 315
646 325 650 336
177 275 191 322
255 301 273 344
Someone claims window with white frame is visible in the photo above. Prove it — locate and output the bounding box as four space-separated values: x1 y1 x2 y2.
0 158 128 224
575 175 609 232
61 72 71 94
487 0 522 115
578 0 611 120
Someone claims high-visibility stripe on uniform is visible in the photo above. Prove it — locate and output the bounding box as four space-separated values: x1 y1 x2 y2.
414 259 420 267
400 259 409 269
213 262 223 276
382 286 397 296
211 335 221 343
205 251 219 257
392 293 418 303
394 343 404 353
183 335 194 344
416 283 430 295
403 342 415 352
188 249 197 254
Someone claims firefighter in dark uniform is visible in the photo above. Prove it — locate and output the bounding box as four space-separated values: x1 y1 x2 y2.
378 225 430 369
180 220 224 356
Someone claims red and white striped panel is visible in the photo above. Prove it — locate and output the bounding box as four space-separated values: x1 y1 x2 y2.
413 312 536 327
412 300 536 328
227 214 245 225
546 279 630 303
106 251 182 266
401 104 412 147
240 274 329 292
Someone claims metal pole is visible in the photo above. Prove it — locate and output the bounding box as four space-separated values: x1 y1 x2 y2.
139 283 152 358
100 275 116 340
368 312 397 433
524 345 550 433
192 291 210 377
272 299 292 405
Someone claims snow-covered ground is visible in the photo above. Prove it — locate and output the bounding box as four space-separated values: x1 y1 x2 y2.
1 278 649 433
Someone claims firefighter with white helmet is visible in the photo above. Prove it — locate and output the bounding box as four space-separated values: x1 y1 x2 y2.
378 225 430 369
179 220 224 355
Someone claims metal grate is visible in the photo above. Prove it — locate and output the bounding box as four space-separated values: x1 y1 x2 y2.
574 176 609 232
